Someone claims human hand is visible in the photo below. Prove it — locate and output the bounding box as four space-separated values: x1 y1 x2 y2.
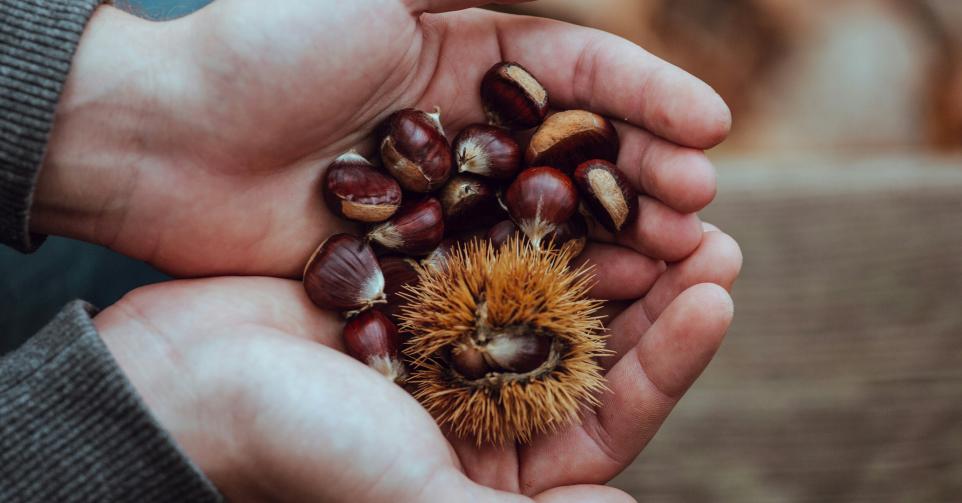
94 222 739 501
33 0 729 278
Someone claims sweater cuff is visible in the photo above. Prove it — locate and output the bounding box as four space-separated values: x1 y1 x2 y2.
0 301 222 502
0 0 104 253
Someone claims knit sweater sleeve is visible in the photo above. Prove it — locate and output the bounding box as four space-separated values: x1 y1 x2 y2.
0 301 222 502
0 0 102 252
1 2 222 500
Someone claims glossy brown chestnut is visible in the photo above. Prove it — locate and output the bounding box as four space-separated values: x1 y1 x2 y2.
486 220 520 249
378 256 421 324
573 159 639 233
379 108 453 193
504 167 579 246
323 151 402 223
303 234 385 314
421 238 457 271
545 213 588 256
525 110 620 173
450 330 552 379
368 197 444 256
343 310 405 382
453 124 522 180
438 174 502 231
481 62 549 130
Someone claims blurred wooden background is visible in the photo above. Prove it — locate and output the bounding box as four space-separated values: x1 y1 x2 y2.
496 1 962 501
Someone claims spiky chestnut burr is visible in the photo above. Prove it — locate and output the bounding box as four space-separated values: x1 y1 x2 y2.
399 238 607 445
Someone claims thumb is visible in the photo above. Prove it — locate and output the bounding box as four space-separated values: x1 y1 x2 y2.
404 0 533 15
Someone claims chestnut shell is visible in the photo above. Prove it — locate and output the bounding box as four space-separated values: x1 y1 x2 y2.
453 124 522 180
323 152 401 223
379 109 453 193
481 62 549 130
525 110 619 173
303 234 385 313
573 159 639 233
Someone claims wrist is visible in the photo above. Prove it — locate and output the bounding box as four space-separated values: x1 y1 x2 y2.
31 7 182 247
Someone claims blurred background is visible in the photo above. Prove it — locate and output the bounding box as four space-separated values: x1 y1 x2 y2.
2 0 960 501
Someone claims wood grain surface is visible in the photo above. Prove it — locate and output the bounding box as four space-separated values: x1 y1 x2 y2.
610 155 962 502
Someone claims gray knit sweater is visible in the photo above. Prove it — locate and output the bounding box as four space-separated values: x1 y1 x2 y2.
0 1 220 501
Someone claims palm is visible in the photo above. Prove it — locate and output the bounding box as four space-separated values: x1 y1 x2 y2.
98 206 740 500
103 0 730 278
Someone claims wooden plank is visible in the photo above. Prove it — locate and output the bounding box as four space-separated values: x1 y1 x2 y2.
610 155 962 502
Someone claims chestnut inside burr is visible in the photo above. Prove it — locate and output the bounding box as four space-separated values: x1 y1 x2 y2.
447 313 563 386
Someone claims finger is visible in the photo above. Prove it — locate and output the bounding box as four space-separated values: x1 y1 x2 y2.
577 242 665 301
535 485 637 503
496 15 731 149
614 122 718 214
601 229 741 368
407 0 530 14
590 195 704 262
520 284 733 493
640 229 742 320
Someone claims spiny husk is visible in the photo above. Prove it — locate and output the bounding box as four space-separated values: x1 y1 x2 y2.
398 237 608 445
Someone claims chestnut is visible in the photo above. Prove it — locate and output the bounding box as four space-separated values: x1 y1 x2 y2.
573 159 639 233
453 124 522 180
450 331 552 379
504 167 579 247
525 110 620 173
546 213 588 256
379 108 453 193
481 62 549 130
367 197 444 256
378 255 421 325
343 310 406 382
421 238 458 271
486 220 520 249
323 151 402 223
438 174 502 231
303 234 386 314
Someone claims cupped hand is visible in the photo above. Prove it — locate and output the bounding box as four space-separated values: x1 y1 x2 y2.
34 0 729 278
94 221 740 502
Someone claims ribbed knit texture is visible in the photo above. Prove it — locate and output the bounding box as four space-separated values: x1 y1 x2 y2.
0 0 103 252
0 301 222 502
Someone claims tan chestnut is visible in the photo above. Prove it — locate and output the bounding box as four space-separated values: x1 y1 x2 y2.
453 124 522 180
379 108 453 193
438 174 502 231
504 167 579 246
303 234 385 315
481 62 549 130
525 110 619 173
368 197 444 256
323 151 402 223
343 310 405 382
573 160 639 233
